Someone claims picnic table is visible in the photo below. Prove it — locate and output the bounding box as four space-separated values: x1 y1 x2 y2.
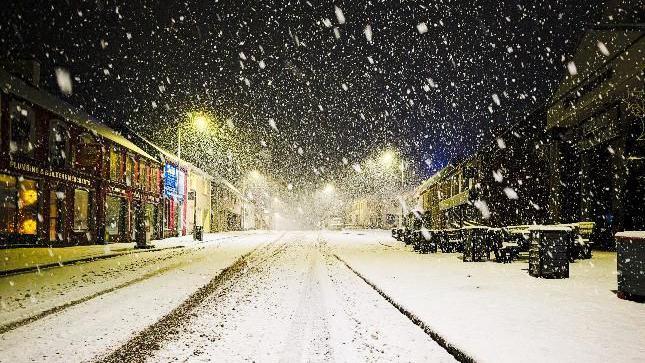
462 226 489 262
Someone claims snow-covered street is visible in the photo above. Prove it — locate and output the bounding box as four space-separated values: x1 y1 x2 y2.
0 230 643 362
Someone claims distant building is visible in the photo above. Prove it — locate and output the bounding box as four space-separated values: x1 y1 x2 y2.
346 197 401 229
211 177 256 231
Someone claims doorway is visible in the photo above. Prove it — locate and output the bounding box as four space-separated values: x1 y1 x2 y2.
49 189 65 243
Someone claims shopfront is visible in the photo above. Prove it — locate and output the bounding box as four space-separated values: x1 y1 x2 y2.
162 162 187 237
0 160 95 247
0 67 163 247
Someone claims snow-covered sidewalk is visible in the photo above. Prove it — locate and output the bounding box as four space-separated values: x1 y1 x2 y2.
325 230 645 363
0 231 278 362
0 231 266 333
0 231 254 275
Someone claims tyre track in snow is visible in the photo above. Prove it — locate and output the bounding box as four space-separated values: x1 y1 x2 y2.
333 253 477 363
95 231 290 363
106 232 455 362
280 237 333 362
0 234 257 335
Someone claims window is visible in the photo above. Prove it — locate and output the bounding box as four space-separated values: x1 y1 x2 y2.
49 120 69 168
125 154 134 186
105 195 122 239
145 164 151 191
17 179 38 235
110 147 122 182
73 189 89 232
153 168 159 193
9 100 36 156
74 133 101 171
0 173 39 235
139 160 146 189
49 189 65 242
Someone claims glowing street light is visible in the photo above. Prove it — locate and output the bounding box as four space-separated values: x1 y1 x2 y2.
248 169 263 181
177 111 212 159
193 114 208 132
323 183 335 194
380 150 395 166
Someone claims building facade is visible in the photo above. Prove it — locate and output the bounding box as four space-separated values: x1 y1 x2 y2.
0 67 163 247
547 3 644 247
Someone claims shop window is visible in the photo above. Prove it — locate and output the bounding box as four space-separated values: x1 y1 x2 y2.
17 179 38 235
0 174 38 235
125 154 134 186
145 203 154 232
145 164 151 191
139 160 146 189
74 133 101 172
49 120 69 168
73 189 90 232
9 100 36 156
105 195 122 238
110 147 122 182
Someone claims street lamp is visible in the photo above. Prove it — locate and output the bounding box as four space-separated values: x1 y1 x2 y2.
380 150 395 166
177 111 211 159
323 183 335 194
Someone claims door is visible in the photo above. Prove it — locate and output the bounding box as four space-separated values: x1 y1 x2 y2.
580 148 613 248
49 189 65 243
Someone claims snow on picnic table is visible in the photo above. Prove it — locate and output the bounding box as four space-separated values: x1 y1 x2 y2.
325 229 645 363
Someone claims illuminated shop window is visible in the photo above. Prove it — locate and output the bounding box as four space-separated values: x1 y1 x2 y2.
18 179 39 235
73 189 89 232
0 174 39 235
110 147 122 182
105 195 122 240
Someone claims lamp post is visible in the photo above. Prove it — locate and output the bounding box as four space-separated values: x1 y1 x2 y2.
175 111 211 237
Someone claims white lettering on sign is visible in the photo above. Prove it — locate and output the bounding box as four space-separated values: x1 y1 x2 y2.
8 161 92 186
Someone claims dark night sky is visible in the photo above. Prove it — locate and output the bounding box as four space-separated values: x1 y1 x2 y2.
0 0 606 184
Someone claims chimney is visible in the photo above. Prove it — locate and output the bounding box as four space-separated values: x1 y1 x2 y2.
1 59 41 87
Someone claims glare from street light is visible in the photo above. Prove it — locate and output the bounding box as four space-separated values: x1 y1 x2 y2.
323 183 335 194
249 169 263 181
380 150 395 166
187 111 210 132
194 115 208 131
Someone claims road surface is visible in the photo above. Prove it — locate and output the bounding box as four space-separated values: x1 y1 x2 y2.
0 231 455 362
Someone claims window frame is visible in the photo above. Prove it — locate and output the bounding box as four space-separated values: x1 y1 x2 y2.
49 119 70 168
0 173 39 235
72 188 90 232
9 99 36 157
74 132 101 172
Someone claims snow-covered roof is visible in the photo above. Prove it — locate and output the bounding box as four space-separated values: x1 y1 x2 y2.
615 231 645 239
416 165 454 195
140 139 213 181
528 225 572 232
0 69 157 162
